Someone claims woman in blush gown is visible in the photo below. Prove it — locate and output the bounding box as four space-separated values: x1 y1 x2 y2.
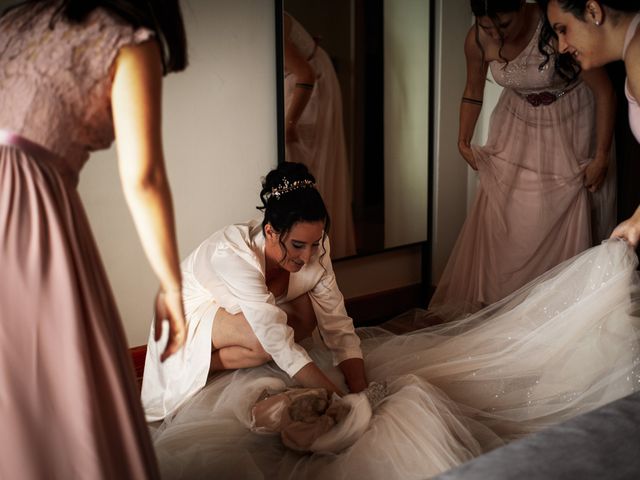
538 0 640 248
0 1 188 478
429 0 617 320
283 12 357 259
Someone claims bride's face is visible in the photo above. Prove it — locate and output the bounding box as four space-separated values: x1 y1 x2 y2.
267 221 324 273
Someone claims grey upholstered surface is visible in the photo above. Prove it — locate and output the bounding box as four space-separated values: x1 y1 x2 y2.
434 391 640 480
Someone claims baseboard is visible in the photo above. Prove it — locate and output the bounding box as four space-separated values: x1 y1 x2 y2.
130 345 147 382
345 283 429 326
130 283 430 382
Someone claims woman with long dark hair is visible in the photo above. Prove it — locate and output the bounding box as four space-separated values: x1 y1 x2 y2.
429 0 617 320
538 0 640 247
0 1 188 477
142 161 367 422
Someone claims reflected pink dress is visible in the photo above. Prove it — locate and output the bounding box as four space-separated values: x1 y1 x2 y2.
624 14 640 143
0 7 159 479
430 22 616 319
284 13 357 259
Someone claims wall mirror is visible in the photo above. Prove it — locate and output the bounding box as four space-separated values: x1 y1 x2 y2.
278 0 432 260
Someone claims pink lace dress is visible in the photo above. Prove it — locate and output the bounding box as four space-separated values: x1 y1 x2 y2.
0 7 159 479
429 21 616 319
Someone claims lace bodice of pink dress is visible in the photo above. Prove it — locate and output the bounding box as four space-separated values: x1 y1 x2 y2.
0 6 152 183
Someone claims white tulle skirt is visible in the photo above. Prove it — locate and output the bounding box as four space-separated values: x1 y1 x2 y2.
151 240 640 479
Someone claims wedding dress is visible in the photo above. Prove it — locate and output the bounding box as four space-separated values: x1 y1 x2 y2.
151 239 640 479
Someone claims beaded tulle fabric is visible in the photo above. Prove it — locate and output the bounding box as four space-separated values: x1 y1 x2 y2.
151 239 639 479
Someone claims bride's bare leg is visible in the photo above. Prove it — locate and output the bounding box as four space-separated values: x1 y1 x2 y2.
280 293 317 342
210 309 271 371
210 294 318 372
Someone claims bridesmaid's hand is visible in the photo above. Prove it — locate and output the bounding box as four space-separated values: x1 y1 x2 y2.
154 288 187 362
458 141 477 170
584 159 608 193
610 210 640 248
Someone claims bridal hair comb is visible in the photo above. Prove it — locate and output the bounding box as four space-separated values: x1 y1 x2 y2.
270 178 315 199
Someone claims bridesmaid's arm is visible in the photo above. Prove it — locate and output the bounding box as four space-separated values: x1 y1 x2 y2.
458 27 489 171
111 40 186 361
283 14 315 143
581 67 616 192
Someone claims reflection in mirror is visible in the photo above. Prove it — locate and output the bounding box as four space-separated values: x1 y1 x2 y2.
282 8 357 259
281 0 431 259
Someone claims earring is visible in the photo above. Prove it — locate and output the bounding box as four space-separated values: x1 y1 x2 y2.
595 20 601 26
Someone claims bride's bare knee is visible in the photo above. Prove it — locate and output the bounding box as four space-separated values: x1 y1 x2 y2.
285 294 318 342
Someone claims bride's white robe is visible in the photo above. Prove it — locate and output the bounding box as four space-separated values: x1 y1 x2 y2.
141 219 363 422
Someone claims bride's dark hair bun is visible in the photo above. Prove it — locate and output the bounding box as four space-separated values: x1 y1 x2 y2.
258 162 330 237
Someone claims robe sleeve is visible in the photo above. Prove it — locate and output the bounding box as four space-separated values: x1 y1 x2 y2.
309 240 363 366
211 246 313 377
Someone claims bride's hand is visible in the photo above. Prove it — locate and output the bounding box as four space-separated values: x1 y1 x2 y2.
154 287 187 362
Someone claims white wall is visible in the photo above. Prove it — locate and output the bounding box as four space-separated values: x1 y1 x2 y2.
1 0 477 345
79 0 278 346
383 0 430 248
431 0 473 282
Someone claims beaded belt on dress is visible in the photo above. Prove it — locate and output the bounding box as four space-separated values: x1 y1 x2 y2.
518 82 579 107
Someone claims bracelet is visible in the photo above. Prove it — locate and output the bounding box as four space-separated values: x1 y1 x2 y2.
462 96 483 106
295 82 315 90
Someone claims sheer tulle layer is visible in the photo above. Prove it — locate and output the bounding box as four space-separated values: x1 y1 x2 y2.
430 84 617 319
152 240 639 479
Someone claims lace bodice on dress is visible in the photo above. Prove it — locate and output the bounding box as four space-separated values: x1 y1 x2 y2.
490 21 569 95
0 6 153 171
285 13 315 60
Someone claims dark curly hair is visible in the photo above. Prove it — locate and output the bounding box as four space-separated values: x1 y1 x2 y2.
258 162 331 262
1 0 188 74
537 0 640 82
470 0 524 65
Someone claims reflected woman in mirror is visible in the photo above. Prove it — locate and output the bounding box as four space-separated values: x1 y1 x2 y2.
0 0 188 477
537 0 640 248
430 0 617 320
283 12 356 259
142 161 367 422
